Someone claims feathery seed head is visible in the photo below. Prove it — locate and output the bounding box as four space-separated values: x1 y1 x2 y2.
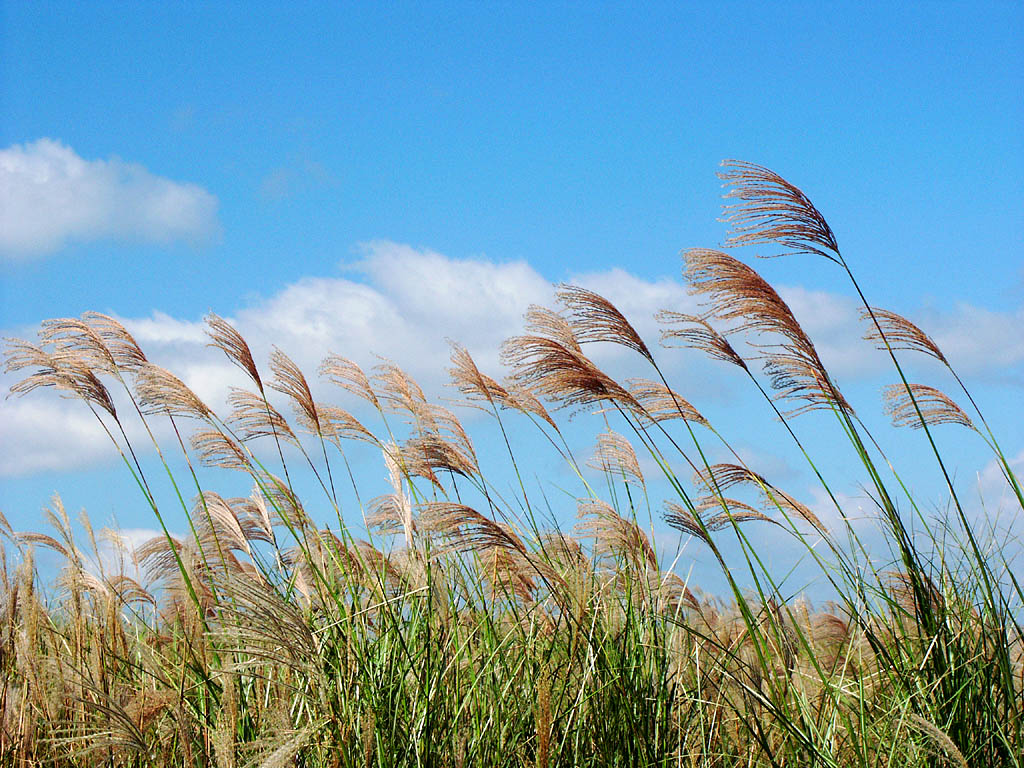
5 338 118 418
588 431 645 486
501 335 639 412
523 305 582 353
719 160 841 263
226 388 299 445
556 284 653 362
576 498 657 572
206 313 263 391
81 312 149 370
191 429 252 472
320 353 381 409
39 317 118 375
269 347 320 433
448 342 510 407
862 307 948 364
416 502 525 556
624 377 707 426
134 363 210 419
656 310 748 370
883 383 974 430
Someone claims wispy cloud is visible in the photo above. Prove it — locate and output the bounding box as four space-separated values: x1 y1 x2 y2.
0 139 220 259
259 154 335 201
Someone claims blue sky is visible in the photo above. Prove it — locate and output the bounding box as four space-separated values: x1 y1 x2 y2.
2 2 1022 593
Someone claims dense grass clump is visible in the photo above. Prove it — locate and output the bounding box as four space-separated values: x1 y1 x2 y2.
1 162 1021 766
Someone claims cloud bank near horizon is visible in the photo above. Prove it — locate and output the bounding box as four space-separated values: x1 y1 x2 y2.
1 240 1021 478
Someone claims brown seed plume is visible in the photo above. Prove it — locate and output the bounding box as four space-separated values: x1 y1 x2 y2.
399 433 479 481
576 499 657 572
227 388 299 445
588 431 645 486
556 284 653 362
5 339 119 418
315 404 378 446
539 532 588 569
410 402 476 459
683 249 851 417
269 347 320 434
661 501 711 544
503 381 560 431
694 463 826 534
134 363 211 419
684 249 811 346
861 307 947 364
719 160 841 263
81 312 149 370
194 492 251 555
134 533 189 582
478 546 538 603
448 342 510 407
883 383 974 430
39 317 118 375
256 472 310 529
501 335 638 412
523 305 583 353
416 502 525 556
365 494 416 538
107 573 157 608
656 311 748 370
373 360 427 414
664 498 776 543
694 497 778 531
654 570 700 612
191 430 252 472
762 346 855 417
319 354 381 409
692 462 761 493
624 378 707 426
233 489 277 545
206 313 263 391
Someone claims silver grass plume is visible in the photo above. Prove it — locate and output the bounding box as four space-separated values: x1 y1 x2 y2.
883 383 975 430
656 310 748 370
694 463 827 534
576 499 657 572
205 313 263 391
5 339 118 418
587 430 645 486
861 307 948 364
683 249 852 417
719 159 841 263
319 354 381 409
556 284 653 362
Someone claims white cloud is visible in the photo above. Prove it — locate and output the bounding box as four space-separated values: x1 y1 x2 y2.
2 241 1021 478
975 449 1024 518
0 399 117 476
0 242 559 476
128 311 208 346
929 304 1024 374
0 139 220 258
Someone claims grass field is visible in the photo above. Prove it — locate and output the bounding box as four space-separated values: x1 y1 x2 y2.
2 162 1021 766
